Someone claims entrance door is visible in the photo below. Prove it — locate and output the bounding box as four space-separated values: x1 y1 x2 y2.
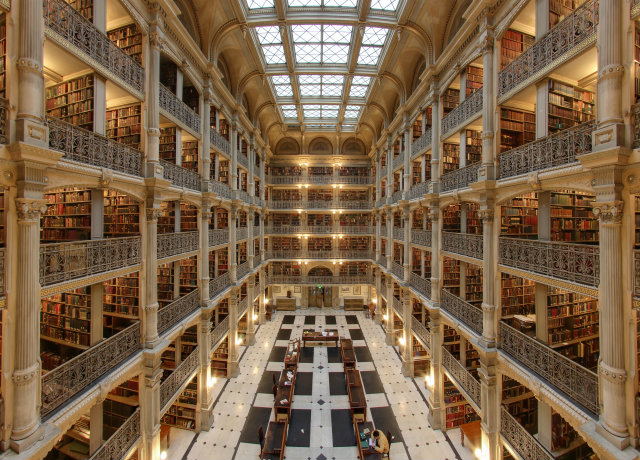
308 286 333 308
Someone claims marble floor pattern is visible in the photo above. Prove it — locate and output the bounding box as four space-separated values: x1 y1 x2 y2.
169 310 474 460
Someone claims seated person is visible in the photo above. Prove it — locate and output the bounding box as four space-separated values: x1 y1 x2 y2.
372 430 389 454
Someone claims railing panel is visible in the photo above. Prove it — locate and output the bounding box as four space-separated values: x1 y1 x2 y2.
392 296 404 321
441 163 481 192
442 346 481 407
499 237 599 287
411 229 432 248
499 121 595 178
159 83 200 134
210 130 230 155
48 116 143 176
392 155 404 171
411 320 431 352
267 275 374 285
210 316 230 351
157 289 200 335
442 232 483 260
237 153 249 170
209 229 229 247
157 231 199 259
635 250 640 299
236 227 248 241
340 226 373 234
441 290 483 335
237 261 249 280
409 181 430 200
210 272 230 298
392 262 404 280
210 180 232 199
500 322 599 415
410 272 431 299
266 225 304 234
391 190 403 204
393 227 404 241
160 347 199 410
40 237 141 286
42 322 141 417
412 129 432 156
441 89 483 137
161 160 201 191
0 97 7 144
89 408 140 460
501 407 553 460
238 295 249 319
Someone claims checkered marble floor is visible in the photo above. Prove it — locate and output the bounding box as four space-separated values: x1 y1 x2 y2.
169 310 473 460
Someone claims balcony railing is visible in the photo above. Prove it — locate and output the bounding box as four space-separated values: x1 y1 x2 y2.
410 272 431 299
409 181 430 200
157 289 201 335
501 407 553 460
441 290 483 335
157 231 199 259
499 121 595 179
411 229 431 248
43 0 144 94
441 162 481 192
267 275 374 285
380 225 387 237
634 103 640 149
498 0 598 101
237 261 250 280
159 83 200 134
442 232 483 260
499 237 599 287
411 320 431 351
236 227 248 241
441 346 481 407
412 129 432 156
41 322 141 417
441 89 483 137
266 225 304 234
0 248 4 297
635 250 640 300
211 130 230 155
209 228 228 247
210 272 230 298
269 200 372 210
210 180 232 199
391 262 404 280
266 250 374 260
161 160 201 191
237 153 249 170
391 190 404 204
392 154 404 171
40 237 141 287
48 116 143 177
238 295 250 319
500 322 599 415
269 174 372 185
379 166 388 181
393 227 404 241
0 97 7 144
89 408 140 460
210 316 230 351
160 346 199 410
392 296 404 321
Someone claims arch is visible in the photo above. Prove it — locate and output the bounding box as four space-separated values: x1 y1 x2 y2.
173 0 202 48
208 19 241 62
217 55 232 92
308 137 333 155
443 0 472 48
381 71 406 105
275 137 300 155
341 138 366 156
252 101 274 125
410 56 426 95
308 266 333 277
404 21 435 65
236 70 261 104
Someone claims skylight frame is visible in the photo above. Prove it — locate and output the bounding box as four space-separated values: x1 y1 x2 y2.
246 0 275 9
291 24 353 66
287 0 358 6
297 74 345 100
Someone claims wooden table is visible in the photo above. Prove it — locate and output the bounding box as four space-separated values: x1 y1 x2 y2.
302 329 340 347
347 371 367 421
275 380 294 421
341 341 356 370
460 420 482 451
278 368 296 387
346 368 362 387
355 421 382 460
262 420 288 460
284 339 300 370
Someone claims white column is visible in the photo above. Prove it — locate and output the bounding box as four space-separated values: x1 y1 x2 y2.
403 128 411 195
202 87 212 182
229 206 237 282
429 206 441 304
403 208 410 281
143 206 160 346
228 288 240 377
427 312 444 429
401 289 412 376
246 275 256 346
481 36 495 172
197 314 214 431
200 207 211 302
230 123 238 191
146 32 161 169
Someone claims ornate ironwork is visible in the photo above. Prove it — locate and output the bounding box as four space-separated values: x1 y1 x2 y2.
633 103 640 149
442 232 483 260
441 89 483 137
441 163 481 192
410 272 431 299
41 322 141 417
209 229 228 247
390 190 403 204
499 237 599 287
442 346 480 407
48 116 143 176
210 272 230 298
266 225 303 234
500 322 599 415
501 407 554 460
160 346 199 410
440 290 483 335
412 129 432 156
379 254 387 267
211 130 231 155
411 229 431 248
157 231 199 259
392 262 404 280
498 0 598 100
158 83 200 134
409 181 430 200
210 316 229 351
380 226 387 237
267 275 374 285
340 226 373 234
634 250 640 300
43 0 144 94
40 237 141 286
267 250 374 260
0 248 4 297
237 261 249 280
379 166 388 181
157 289 201 335
411 320 431 352
392 296 404 321
0 98 8 144
393 227 404 241
161 160 201 191
392 154 404 171
236 227 248 241
499 121 595 178
238 295 249 319
210 180 232 199
237 153 249 170
89 408 140 460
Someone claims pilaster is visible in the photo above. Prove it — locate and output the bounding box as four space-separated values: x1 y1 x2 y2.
143 205 161 347
228 287 240 377
401 289 412 377
246 275 256 346
200 206 212 302
427 312 444 430
479 205 496 348
479 351 500 460
385 278 393 345
229 206 238 283
140 352 162 460
197 314 214 431
145 29 162 175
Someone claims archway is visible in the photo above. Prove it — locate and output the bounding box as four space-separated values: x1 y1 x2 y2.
307 266 333 308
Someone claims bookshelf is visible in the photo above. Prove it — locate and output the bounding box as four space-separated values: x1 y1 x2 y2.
272 166 303 176
104 273 140 320
66 0 93 20
108 376 139 407
161 376 198 430
0 190 4 246
443 258 460 297
106 104 142 149
547 79 595 134
212 298 229 326
219 118 230 140
442 204 461 232
339 167 370 177
179 257 198 295
211 336 229 377
442 143 460 174
635 28 640 100
181 140 198 171
216 248 229 276
636 196 640 248
272 213 301 227
42 188 92 242
183 85 200 113
51 415 90 459
549 0 581 29
465 203 481 235
466 130 482 164
444 376 479 429
46 74 94 131
464 341 479 371
272 237 301 251
108 23 143 64
339 190 368 202
550 190 598 242
339 262 369 276
271 262 301 276
159 127 177 163
180 203 198 232
466 65 482 96
308 189 332 202
104 398 138 438
340 213 369 226
104 190 140 237
500 193 538 237
272 189 302 201
308 237 331 251
442 88 460 116
465 265 482 307
215 209 229 229
338 236 369 252
0 15 6 99
502 375 536 432
499 107 535 153
157 263 175 307
219 160 230 185
500 29 535 69
41 287 91 350
500 273 535 317
158 201 176 234
412 336 430 377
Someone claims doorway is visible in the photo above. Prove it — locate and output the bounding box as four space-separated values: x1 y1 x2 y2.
308 286 332 308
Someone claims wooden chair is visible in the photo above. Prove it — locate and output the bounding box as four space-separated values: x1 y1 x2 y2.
257 426 265 459
272 384 278 399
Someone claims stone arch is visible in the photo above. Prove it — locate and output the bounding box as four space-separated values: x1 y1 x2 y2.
308 266 333 277
275 137 300 155
443 0 472 47
173 0 202 48
341 138 366 155
308 137 333 155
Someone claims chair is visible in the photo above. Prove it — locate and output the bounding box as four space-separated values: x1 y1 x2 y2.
272 373 277 386
272 384 278 399
257 426 265 459
383 431 392 459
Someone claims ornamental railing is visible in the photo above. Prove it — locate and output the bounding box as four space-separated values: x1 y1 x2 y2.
393 227 404 241
380 225 387 237
266 225 304 234
237 153 249 170
269 200 371 210
157 231 199 259
499 121 595 178
234 189 252 205
266 250 374 260
392 154 404 171
441 89 483 137
411 320 431 352
499 321 599 415
410 272 431 299
501 407 554 460
211 130 230 155
498 0 598 100
210 316 230 351
441 290 483 335
442 346 481 407
41 322 141 417
209 229 228 247
210 272 230 298
412 129 432 156
499 237 599 287
379 166 388 181
391 190 403 203
236 227 248 241
0 98 7 144
40 236 141 287
43 0 144 94
236 261 250 280
441 162 481 192
633 103 640 149
411 229 431 248
442 232 483 260
159 83 200 134
89 408 140 460
635 250 640 300
161 160 201 191
340 226 373 234
392 296 404 321
267 275 374 285
0 248 4 297
157 289 200 335
160 346 199 410
210 180 232 199
238 295 249 319
392 262 404 280
409 181 430 200
48 116 143 176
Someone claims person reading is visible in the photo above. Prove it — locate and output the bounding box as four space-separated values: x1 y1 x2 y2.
371 430 389 454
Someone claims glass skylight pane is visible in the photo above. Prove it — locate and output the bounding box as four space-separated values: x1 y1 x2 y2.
281 105 297 110
288 0 321 5
323 84 343 96
323 75 343 84
323 44 349 63
275 85 294 96
256 26 281 44
300 84 322 96
262 45 286 64
357 46 382 65
323 25 352 43
291 25 321 43
299 75 322 85
344 110 360 118
247 0 275 8
283 110 298 118
345 104 361 111
295 44 322 63
271 75 291 85
370 0 398 10
352 76 371 85
303 107 322 118
362 27 388 45
324 0 358 6
322 108 339 118
349 85 368 97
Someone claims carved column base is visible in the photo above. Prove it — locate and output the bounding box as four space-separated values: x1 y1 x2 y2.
427 400 444 430
595 422 630 450
246 331 256 346
385 329 394 346
10 425 45 453
14 119 49 148
401 356 413 377
198 403 215 432
228 359 239 378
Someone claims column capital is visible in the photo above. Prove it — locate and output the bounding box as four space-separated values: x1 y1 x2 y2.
146 207 162 221
593 201 624 224
477 208 494 222
15 198 47 222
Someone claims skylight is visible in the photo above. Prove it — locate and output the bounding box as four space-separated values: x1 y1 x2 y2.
303 104 340 119
288 0 358 6
291 24 352 65
349 75 372 98
298 75 344 98
358 27 389 65
271 75 294 97
370 0 398 11
280 105 299 118
256 26 286 65
247 0 275 9
343 105 362 119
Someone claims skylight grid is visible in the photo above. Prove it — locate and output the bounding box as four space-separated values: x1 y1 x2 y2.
288 0 321 6
302 104 340 119
370 0 398 11
349 76 372 98
291 24 353 65
256 26 281 44
288 0 357 6
298 75 344 98
247 0 275 8
343 105 362 118
262 46 287 64
362 27 389 45
324 0 358 6
357 46 382 65
281 105 299 118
